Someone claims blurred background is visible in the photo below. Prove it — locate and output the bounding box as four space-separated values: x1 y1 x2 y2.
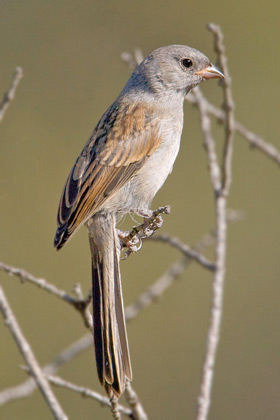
1 1 279 419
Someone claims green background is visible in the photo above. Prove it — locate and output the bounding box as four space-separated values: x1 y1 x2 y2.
1 1 280 419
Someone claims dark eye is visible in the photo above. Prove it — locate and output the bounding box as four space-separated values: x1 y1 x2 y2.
181 58 193 68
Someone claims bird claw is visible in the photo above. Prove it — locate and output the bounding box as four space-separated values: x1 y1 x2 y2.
118 230 143 260
122 239 143 260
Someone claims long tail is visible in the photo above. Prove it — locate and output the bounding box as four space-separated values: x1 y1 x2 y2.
88 212 132 397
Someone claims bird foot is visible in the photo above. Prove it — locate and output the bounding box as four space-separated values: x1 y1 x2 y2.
118 205 170 259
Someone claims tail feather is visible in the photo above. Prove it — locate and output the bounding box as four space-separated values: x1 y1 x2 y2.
89 212 132 397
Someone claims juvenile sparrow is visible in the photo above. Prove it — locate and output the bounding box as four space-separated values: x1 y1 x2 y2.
54 45 224 397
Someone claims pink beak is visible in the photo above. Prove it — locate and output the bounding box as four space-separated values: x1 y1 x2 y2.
195 64 224 80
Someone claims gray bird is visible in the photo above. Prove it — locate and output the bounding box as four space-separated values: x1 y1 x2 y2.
54 45 224 397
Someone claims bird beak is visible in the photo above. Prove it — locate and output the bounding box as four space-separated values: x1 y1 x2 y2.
195 64 224 80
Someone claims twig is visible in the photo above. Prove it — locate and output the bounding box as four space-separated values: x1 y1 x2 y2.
0 333 92 405
0 261 92 329
47 375 132 418
0 261 75 303
208 23 235 194
0 67 23 123
192 87 221 192
148 234 216 271
110 396 121 420
124 381 148 420
0 285 68 420
194 24 234 420
187 91 280 167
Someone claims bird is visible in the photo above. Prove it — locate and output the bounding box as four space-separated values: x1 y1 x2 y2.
54 45 224 398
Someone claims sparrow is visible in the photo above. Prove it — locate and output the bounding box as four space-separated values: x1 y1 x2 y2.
54 45 224 397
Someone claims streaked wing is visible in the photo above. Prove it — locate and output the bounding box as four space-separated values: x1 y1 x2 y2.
54 100 161 249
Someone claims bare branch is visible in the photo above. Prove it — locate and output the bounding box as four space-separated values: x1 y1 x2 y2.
110 396 122 420
124 381 148 420
187 91 280 167
0 67 23 123
195 25 234 420
0 261 92 329
0 261 75 303
208 23 235 195
0 334 92 406
148 234 216 271
0 285 68 420
47 375 132 418
192 86 221 192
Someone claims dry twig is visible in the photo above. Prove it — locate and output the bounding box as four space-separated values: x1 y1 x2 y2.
148 234 216 271
0 286 68 420
47 375 132 418
187 91 280 167
0 67 23 123
194 24 234 420
0 261 92 329
124 381 148 420
0 333 92 405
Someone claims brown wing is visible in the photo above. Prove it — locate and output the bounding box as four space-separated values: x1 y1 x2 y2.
54 100 161 249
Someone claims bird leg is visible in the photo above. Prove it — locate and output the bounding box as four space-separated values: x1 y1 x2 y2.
118 205 171 259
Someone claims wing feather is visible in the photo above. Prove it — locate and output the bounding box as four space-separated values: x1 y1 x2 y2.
54 100 161 249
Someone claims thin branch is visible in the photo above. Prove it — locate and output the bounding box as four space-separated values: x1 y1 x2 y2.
0 285 68 420
110 396 122 420
195 24 233 420
0 333 92 406
187 91 280 167
0 261 92 329
192 86 221 192
0 67 23 123
208 23 235 195
47 375 132 418
0 261 75 303
124 381 148 420
148 234 216 271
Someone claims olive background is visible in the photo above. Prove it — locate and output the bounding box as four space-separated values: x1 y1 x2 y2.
1 1 280 419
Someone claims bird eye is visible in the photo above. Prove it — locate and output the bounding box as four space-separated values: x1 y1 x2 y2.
181 58 193 68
